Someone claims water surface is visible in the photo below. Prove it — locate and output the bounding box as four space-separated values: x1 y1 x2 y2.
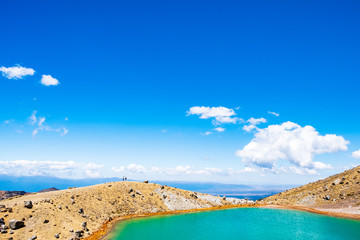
108 208 360 240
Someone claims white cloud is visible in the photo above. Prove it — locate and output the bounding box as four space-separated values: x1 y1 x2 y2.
127 164 146 173
268 111 280 117
228 167 258 174
242 125 257 133
112 165 230 176
0 160 75 176
287 166 318 175
85 163 104 170
352 149 360 159
41 74 60 86
83 163 104 178
155 166 226 176
236 121 349 172
187 106 242 125
0 160 104 178
111 166 125 173
247 117 267 125
84 170 101 178
0 65 35 79
214 127 225 132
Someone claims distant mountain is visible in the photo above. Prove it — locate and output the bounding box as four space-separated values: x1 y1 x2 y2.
38 187 59 193
0 175 122 192
155 181 293 200
0 175 294 200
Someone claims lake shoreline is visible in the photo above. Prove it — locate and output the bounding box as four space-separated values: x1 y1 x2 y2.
85 204 257 240
260 204 360 220
84 204 360 240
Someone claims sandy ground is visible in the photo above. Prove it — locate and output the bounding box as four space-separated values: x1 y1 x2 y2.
0 181 254 240
260 204 360 220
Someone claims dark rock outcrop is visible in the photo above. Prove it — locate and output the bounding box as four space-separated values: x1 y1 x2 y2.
9 219 25 230
0 191 27 201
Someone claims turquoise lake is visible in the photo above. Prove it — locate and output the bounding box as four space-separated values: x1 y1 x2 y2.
107 208 360 240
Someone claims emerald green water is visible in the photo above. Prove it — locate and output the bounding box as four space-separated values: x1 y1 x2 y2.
107 208 360 240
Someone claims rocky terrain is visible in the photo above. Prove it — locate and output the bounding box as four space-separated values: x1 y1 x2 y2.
0 192 27 201
262 165 360 216
0 181 254 240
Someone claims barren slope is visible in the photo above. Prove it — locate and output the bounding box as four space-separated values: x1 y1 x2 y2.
262 165 360 214
0 181 252 240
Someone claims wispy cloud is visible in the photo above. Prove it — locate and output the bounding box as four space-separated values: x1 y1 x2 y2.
202 131 213 136
29 111 68 136
268 111 280 117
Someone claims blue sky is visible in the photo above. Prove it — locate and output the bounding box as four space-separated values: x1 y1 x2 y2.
1 0 359 184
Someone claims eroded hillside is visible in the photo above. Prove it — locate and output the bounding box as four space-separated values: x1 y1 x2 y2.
0 181 253 240
263 165 360 209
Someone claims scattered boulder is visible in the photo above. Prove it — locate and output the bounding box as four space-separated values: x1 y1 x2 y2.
24 201 33 209
332 179 340 185
43 219 49 224
9 219 24 230
78 208 84 214
324 195 331 200
144 180 149 183
128 188 134 194
74 230 84 238
29 235 37 240
190 193 198 199
81 222 87 230
54 233 60 238
161 185 165 190
0 205 5 208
